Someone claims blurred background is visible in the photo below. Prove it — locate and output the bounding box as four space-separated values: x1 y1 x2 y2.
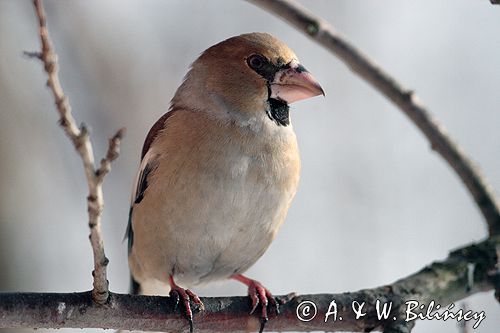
1 1 499 332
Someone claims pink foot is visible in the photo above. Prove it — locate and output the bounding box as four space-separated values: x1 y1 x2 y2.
232 274 279 333
169 276 203 333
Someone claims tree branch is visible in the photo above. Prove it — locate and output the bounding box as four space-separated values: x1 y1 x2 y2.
246 0 500 235
1 236 498 331
24 0 124 304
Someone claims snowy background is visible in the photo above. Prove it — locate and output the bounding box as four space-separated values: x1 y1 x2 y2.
1 1 499 332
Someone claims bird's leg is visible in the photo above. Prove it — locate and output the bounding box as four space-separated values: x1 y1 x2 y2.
168 275 203 333
231 274 279 333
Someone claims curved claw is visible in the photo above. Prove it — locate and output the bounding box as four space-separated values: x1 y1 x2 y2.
170 289 180 311
268 293 279 315
169 288 196 333
232 275 282 333
186 288 205 311
188 318 193 333
168 276 204 333
259 318 267 333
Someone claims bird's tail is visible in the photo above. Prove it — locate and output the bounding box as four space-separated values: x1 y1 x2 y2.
130 275 141 295
129 277 170 296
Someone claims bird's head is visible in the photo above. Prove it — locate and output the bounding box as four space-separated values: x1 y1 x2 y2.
172 32 324 128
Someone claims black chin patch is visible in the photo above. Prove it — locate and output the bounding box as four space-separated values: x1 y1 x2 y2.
267 98 290 126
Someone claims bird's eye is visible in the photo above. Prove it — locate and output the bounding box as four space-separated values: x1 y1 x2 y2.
247 54 266 70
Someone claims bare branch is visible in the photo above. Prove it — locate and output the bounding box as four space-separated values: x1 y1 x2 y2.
247 0 500 235
31 0 81 144
28 0 124 304
96 128 126 183
0 236 498 331
383 321 415 333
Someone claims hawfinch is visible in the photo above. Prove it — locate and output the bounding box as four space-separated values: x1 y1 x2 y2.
126 32 323 332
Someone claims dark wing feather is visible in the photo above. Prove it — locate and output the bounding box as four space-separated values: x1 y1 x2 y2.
124 162 155 253
126 110 178 294
126 163 155 295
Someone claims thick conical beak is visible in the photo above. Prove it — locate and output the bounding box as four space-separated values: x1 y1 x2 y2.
270 60 324 104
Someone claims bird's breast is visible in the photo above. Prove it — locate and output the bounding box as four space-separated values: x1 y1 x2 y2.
130 110 300 286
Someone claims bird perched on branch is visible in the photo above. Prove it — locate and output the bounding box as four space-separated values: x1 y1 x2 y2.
126 32 323 332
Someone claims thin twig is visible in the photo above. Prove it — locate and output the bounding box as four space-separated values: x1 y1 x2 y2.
247 0 500 235
96 128 126 183
384 321 415 333
27 0 124 304
0 236 497 331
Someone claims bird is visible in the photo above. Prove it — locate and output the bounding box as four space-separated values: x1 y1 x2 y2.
126 32 324 333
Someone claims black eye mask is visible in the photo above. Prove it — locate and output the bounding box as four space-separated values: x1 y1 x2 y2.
246 54 291 127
